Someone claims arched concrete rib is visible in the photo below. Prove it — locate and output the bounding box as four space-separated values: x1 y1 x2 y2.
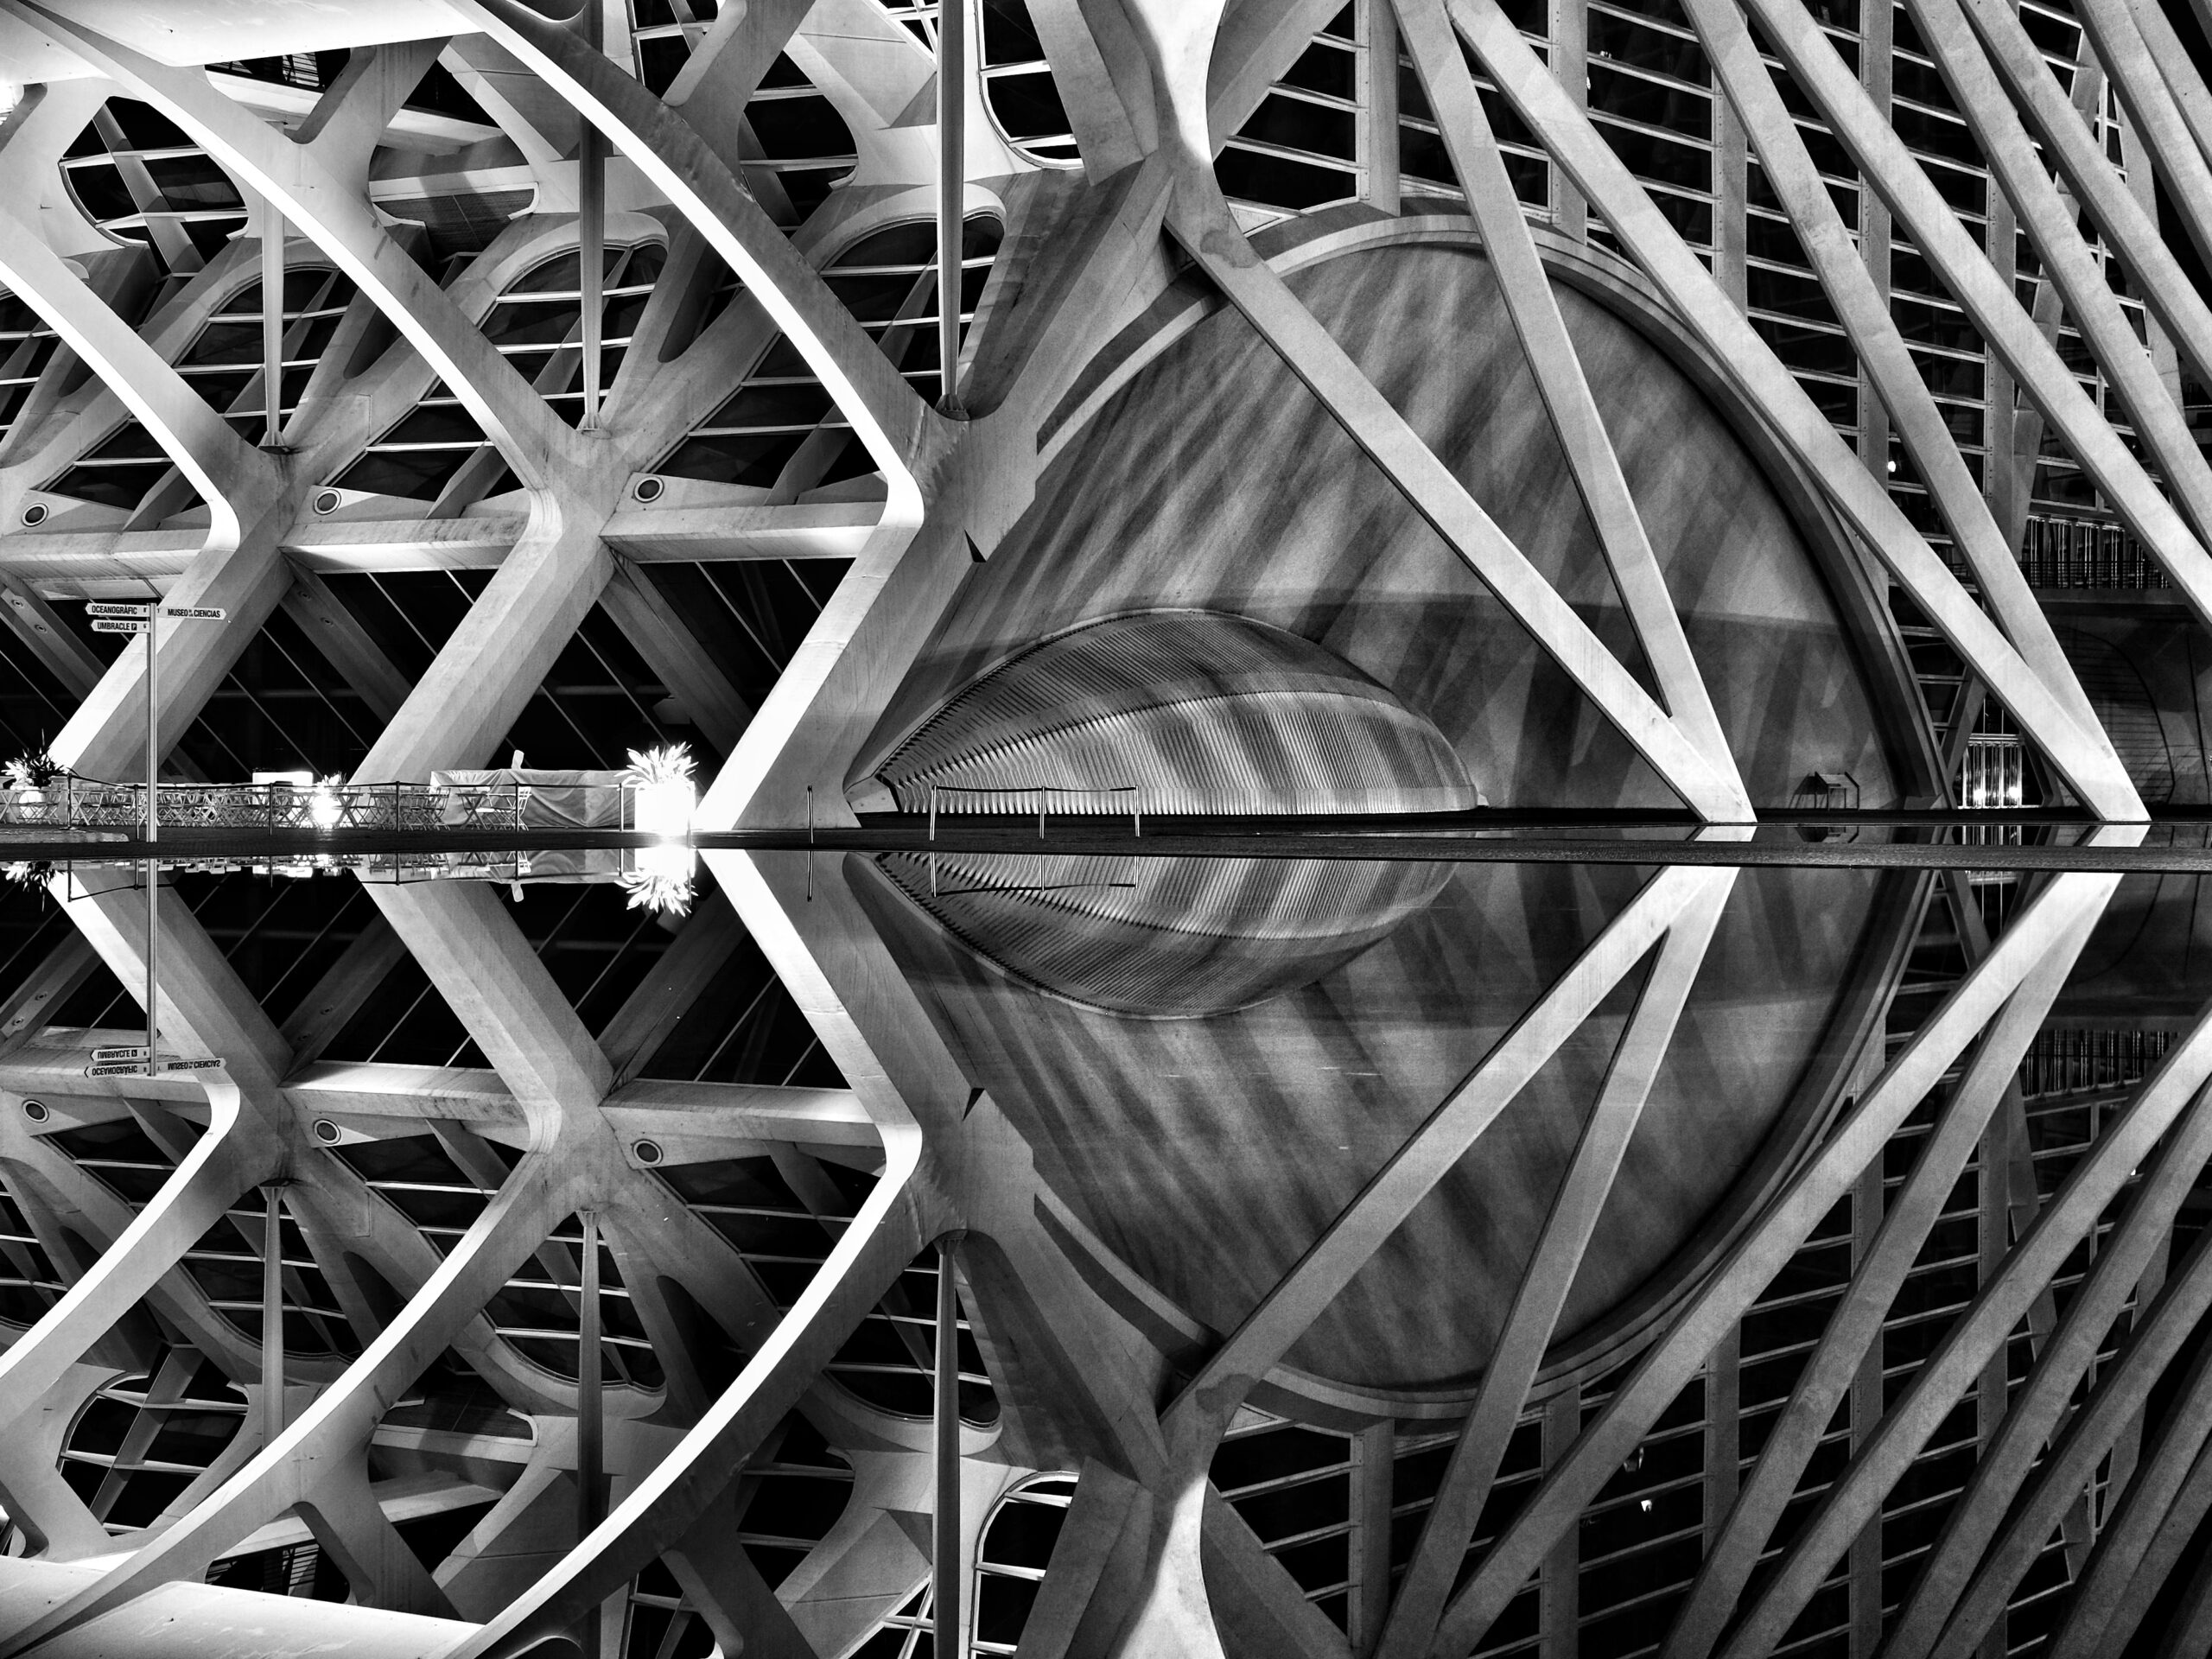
0 198 274 555
0 1116 267 1383
5 3 575 495
439 1126 933 1659
0 165 294 780
451 0 944 521
0 1076 274 1452
0 1147 578 1657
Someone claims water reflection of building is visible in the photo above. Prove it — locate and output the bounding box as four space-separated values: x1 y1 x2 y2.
0 3 2208 1658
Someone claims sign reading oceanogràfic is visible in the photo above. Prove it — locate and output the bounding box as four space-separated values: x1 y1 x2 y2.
86 601 153 618
82 1057 226 1077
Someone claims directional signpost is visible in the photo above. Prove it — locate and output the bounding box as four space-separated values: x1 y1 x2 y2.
88 600 228 1086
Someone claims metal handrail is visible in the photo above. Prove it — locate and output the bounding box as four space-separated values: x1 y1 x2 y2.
925 781 1141 840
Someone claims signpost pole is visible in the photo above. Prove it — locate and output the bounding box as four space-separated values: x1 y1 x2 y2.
88 602 224 1087
144 613 156 1083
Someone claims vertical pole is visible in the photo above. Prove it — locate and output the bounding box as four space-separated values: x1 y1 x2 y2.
263 1184 286 1445
1856 0 1894 514
1548 0 1587 242
937 0 967 415
578 3 606 429
1714 89 1747 310
1702 1325 1741 1554
1349 1421 1396 1656
144 616 156 1082
1363 0 1401 214
1849 1160 1884 1659
1974 1121 2012 1659
260 198 284 448
933 1239 963 1658
1539 1387 1578 1657
576 1211 603 1659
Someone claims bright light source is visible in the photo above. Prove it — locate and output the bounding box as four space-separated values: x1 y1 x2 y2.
308 779 344 830
622 746 698 914
626 744 696 840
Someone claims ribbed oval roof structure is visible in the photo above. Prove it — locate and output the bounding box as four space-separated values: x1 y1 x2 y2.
868 608 1480 817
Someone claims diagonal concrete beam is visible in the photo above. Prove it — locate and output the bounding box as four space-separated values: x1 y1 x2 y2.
1380 870 1735 1659
442 1128 934 1659
0 1143 580 1655
9 4 575 492
1659 893 2099 1659
1449 0 2144 819
1397 0 1745 798
451 0 945 515
1709 994 2212 1659
0 1076 274 1445
1166 865 1710 1445
1432 862 2124 1650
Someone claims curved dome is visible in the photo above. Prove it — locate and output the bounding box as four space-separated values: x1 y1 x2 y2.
863 609 1479 817
874 851 1453 1018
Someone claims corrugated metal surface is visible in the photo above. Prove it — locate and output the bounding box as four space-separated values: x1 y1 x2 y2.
874 851 1456 1018
868 610 1479 817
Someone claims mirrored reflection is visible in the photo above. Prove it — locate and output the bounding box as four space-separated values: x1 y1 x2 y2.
2 746 699 912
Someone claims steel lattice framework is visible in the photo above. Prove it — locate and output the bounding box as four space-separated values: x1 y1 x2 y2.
0 1 2202 1657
